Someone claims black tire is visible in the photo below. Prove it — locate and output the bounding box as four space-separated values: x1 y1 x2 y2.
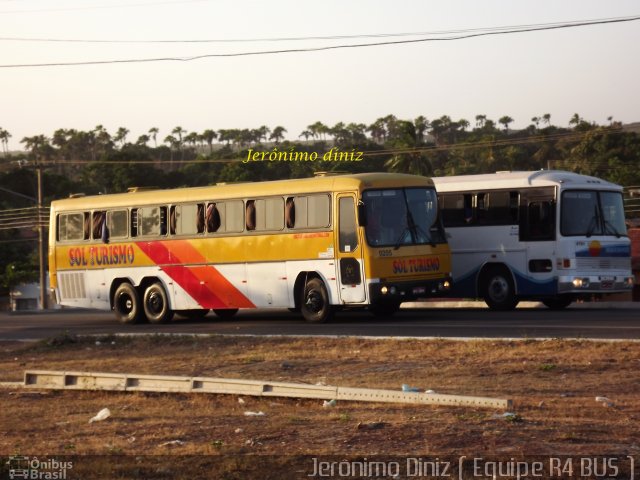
369 301 401 318
113 282 144 324
481 267 519 311
179 309 210 320
542 295 574 310
143 282 174 324
213 308 239 319
301 277 334 323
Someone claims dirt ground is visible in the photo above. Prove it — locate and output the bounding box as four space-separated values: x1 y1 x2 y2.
1 334 639 479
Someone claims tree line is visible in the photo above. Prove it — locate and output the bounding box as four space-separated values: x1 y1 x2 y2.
1 113 639 297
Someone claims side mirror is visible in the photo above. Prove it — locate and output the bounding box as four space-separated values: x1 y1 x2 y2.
357 202 367 227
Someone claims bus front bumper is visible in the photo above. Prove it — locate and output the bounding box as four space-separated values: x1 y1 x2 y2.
369 277 453 303
558 275 634 293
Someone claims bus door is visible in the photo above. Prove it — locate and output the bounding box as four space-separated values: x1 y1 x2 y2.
520 187 557 293
335 194 366 303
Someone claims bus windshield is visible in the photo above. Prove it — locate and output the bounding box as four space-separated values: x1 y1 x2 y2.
363 188 445 247
561 190 627 237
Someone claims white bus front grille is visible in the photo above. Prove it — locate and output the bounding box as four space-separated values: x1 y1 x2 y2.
575 257 630 270
59 272 87 299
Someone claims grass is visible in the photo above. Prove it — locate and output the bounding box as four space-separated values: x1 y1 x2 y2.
1 335 639 459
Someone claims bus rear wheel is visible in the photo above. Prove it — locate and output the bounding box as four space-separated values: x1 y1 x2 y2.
481 267 519 311
542 295 574 310
143 282 174 324
213 309 238 319
301 277 334 323
113 282 143 324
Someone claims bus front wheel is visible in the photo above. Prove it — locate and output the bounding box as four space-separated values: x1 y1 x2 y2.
113 282 143 324
301 278 334 323
481 267 519 311
143 282 174 324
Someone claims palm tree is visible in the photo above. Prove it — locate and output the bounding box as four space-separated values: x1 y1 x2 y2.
498 116 514 133
569 113 582 128
542 113 551 127
0 128 12 156
270 126 287 144
172 126 186 162
114 127 129 148
148 127 159 148
414 116 430 143
299 130 313 141
20 134 53 164
475 114 487 129
201 129 217 154
136 134 150 146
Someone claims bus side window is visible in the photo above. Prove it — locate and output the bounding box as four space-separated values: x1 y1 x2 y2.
476 193 487 224
526 201 555 241
92 211 106 240
196 203 205 233
83 212 90 240
246 200 256 231
58 212 87 242
285 197 295 228
160 206 167 235
169 206 177 235
131 209 138 237
206 203 221 233
107 210 128 239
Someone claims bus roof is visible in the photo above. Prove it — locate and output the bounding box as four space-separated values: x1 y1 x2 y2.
51 172 434 211
432 170 623 192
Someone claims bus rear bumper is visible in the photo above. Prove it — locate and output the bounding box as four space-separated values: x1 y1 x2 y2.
369 277 453 303
557 275 634 293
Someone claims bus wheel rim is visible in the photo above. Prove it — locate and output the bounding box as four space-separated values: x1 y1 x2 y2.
306 290 323 313
489 276 509 302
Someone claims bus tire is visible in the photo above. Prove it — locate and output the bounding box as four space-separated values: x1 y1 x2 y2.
301 277 334 323
143 282 174 324
213 308 238 319
179 309 210 320
542 295 574 310
369 301 401 318
113 282 144 324
481 267 519 311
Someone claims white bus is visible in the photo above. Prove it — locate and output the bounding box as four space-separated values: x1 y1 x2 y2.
433 171 634 310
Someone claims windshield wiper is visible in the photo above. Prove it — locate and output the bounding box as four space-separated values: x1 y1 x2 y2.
603 219 622 238
394 227 411 250
585 206 599 238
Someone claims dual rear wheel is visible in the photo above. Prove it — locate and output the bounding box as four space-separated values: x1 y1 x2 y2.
113 281 238 324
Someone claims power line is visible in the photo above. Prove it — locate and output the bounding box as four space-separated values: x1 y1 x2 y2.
0 0 208 14
1 15 639 68
2 15 637 44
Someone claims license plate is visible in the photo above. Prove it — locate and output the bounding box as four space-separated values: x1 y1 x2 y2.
601 276 614 289
412 286 426 295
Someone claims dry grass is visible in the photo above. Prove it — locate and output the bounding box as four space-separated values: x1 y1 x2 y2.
1 334 639 459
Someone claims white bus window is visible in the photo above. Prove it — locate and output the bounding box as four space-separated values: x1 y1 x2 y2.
107 210 128 239
139 206 162 236
206 203 221 233
264 197 284 231
307 194 330 228
58 213 86 241
172 204 200 236
224 200 244 233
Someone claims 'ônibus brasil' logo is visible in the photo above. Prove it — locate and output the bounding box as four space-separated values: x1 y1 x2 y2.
588 240 602 257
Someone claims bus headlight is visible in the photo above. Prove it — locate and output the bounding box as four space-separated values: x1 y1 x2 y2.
439 280 451 291
380 286 388 295
572 278 590 288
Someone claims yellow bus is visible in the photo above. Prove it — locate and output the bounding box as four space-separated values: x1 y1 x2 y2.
49 172 452 323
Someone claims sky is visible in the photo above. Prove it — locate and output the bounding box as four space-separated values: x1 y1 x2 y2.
1 0 639 150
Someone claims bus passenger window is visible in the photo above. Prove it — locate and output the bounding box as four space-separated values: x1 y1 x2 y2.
196 204 205 233
264 197 284 230
169 206 177 235
476 193 487 223
92 211 106 240
58 213 87 242
285 197 295 228
131 209 138 237
83 212 90 240
107 210 128 239
527 201 554 241
225 200 244 232
339 197 358 253
206 203 221 233
246 200 256 231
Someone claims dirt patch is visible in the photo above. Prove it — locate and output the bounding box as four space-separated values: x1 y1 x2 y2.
1 335 639 477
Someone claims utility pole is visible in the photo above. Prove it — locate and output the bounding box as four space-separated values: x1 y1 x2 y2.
37 167 47 310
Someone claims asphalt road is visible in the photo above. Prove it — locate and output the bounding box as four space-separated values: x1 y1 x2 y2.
1 304 640 340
